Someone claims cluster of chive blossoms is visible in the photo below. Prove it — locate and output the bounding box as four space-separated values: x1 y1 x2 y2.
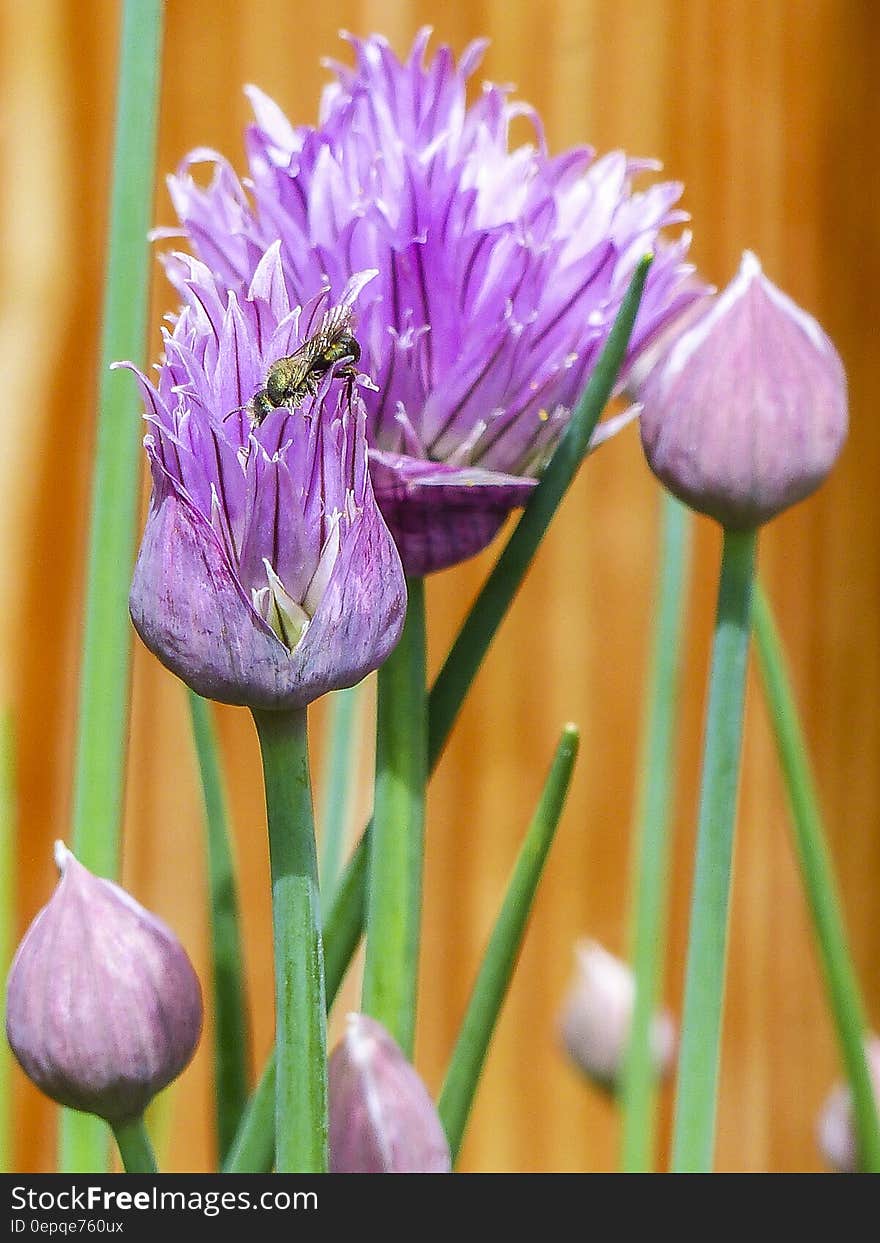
160 29 703 575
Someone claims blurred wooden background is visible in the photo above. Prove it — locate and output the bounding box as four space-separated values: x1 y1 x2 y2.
2 0 878 1172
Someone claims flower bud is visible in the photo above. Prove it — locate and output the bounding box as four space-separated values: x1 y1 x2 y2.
6 843 203 1123
639 251 848 529
817 1036 880 1172
558 939 676 1092
328 1013 451 1173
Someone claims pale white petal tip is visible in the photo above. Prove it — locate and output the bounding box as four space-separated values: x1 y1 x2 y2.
53 840 72 873
738 249 763 279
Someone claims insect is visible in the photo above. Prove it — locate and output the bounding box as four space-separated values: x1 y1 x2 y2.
230 303 362 426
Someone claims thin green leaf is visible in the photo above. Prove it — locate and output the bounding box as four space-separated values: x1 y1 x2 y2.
620 495 691 1170
438 725 580 1162
753 582 880 1171
428 254 654 760
188 691 249 1164
62 0 164 1175
319 685 363 904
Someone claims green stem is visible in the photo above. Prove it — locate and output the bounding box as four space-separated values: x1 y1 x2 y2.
439 726 579 1162
362 577 427 1058
187 691 249 1164
223 834 368 1173
620 496 691 1171
319 685 362 904
671 526 757 1172
0 711 14 1173
252 707 326 1173
226 260 654 1169
112 1117 158 1174
428 255 654 761
753 583 880 1171
62 0 163 1176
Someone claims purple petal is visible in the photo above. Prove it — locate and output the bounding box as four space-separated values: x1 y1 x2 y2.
369 450 536 576
289 492 407 697
130 446 295 709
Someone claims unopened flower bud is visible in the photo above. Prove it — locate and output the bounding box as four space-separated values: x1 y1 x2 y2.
639 251 848 529
328 1013 451 1173
559 939 676 1092
817 1036 880 1172
6 842 203 1123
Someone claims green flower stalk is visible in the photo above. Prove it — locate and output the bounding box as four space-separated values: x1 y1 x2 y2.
253 709 326 1173
638 252 849 1171
669 526 757 1171
620 494 691 1171
362 577 427 1059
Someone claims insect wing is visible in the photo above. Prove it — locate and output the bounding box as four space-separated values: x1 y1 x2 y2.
314 304 354 353
280 347 318 388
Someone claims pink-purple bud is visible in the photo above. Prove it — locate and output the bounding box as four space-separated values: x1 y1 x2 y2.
328 1014 451 1173
639 251 848 529
817 1035 880 1172
6 843 203 1123
558 940 676 1092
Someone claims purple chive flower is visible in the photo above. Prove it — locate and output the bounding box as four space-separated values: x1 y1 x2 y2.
639 251 848 529
121 251 406 709
6 843 202 1124
158 29 704 574
328 1013 451 1173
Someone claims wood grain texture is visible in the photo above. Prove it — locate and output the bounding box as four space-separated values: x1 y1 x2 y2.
2 0 877 1172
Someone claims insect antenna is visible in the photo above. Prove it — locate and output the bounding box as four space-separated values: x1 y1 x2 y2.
222 403 250 424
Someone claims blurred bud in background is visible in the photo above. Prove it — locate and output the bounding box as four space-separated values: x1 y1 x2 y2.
559 939 676 1092
6 842 203 1124
817 1035 880 1172
639 250 848 529
328 1013 451 1173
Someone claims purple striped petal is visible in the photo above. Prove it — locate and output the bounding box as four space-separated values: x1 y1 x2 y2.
126 257 406 708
